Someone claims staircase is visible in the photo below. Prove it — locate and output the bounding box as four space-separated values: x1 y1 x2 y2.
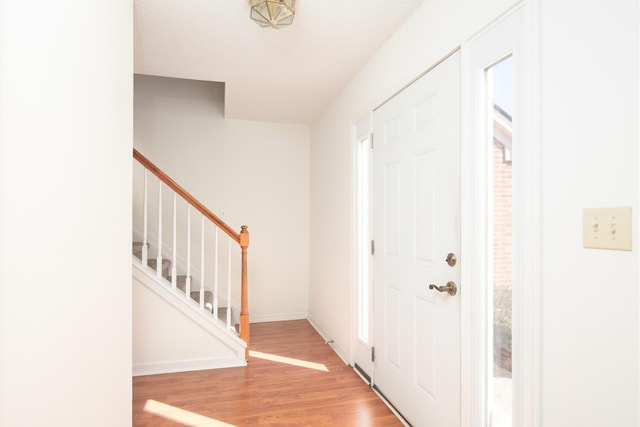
132 241 232 324
132 149 250 366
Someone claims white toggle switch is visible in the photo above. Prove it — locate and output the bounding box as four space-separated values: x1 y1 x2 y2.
583 206 632 251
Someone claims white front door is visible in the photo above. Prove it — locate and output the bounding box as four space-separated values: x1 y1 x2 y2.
372 52 461 426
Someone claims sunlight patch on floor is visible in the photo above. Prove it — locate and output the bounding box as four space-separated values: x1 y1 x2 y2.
249 350 329 372
144 399 236 427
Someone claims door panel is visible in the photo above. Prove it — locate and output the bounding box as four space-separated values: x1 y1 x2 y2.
384 284 402 369
372 52 461 426
415 149 437 262
384 162 402 257
415 296 437 397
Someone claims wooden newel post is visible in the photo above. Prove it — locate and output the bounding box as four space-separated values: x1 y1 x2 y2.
239 225 250 362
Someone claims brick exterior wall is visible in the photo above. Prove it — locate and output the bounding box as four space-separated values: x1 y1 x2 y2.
493 138 513 376
493 140 512 290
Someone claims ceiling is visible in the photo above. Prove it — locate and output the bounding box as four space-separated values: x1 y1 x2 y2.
134 0 426 124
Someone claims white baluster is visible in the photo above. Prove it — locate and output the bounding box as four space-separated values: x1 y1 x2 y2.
171 192 177 289
156 182 163 278
200 216 205 309
226 234 231 329
141 170 148 265
213 228 219 320
185 206 191 299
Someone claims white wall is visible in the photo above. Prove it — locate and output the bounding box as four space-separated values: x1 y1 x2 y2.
0 1 132 426
539 1 639 425
309 0 517 363
134 75 310 322
309 0 639 425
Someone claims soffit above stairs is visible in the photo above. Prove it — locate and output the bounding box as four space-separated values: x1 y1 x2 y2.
134 0 426 124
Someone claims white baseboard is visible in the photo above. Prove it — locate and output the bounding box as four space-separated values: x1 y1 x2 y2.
133 356 246 377
251 312 308 323
307 315 350 365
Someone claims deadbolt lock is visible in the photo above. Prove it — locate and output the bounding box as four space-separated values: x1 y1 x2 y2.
445 252 457 267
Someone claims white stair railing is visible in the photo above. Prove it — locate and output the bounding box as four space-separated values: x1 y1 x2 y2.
186 205 192 298
171 192 177 290
142 170 148 266
133 149 250 360
226 235 232 328
213 228 219 320
156 183 163 278
200 216 205 310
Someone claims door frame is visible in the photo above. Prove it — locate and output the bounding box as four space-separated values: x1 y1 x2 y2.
460 4 542 427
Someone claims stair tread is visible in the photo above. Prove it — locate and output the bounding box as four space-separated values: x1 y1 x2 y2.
174 275 189 292
147 258 171 278
147 258 171 268
132 242 148 259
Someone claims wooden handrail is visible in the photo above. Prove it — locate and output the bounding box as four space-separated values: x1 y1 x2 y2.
134 148 250 360
133 149 240 244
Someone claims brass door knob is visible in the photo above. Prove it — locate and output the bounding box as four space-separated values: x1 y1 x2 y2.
428 281 457 296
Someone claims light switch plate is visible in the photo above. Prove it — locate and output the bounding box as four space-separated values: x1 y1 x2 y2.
583 207 632 251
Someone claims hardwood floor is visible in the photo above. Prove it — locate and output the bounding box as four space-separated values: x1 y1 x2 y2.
133 320 402 426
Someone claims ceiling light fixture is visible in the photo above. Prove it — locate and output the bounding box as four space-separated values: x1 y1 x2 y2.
250 0 295 29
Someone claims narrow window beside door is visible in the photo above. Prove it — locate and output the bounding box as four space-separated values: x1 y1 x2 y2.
487 55 514 427
357 136 372 344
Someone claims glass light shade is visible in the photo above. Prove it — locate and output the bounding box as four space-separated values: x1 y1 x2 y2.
250 0 295 29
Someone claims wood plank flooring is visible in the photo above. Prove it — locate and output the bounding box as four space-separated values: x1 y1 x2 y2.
133 320 402 426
